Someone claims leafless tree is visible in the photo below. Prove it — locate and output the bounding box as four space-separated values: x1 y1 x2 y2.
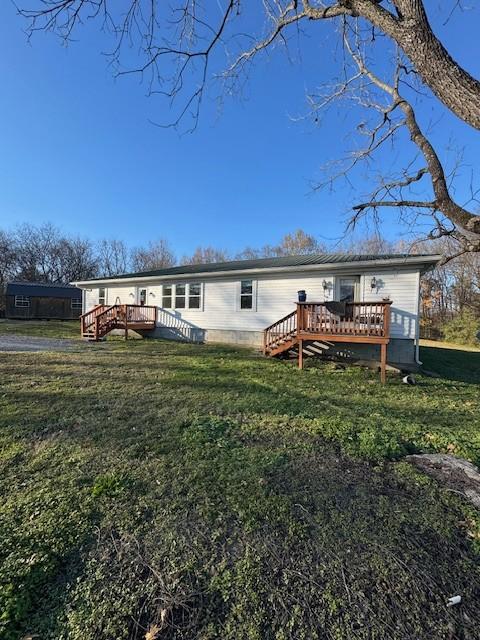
0 230 19 310
182 246 230 264
97 238 129 276
237 229 326 259
0 230 18 285
15 1 480 258
416 236 479 334
131 238 176 271
14 223 97 283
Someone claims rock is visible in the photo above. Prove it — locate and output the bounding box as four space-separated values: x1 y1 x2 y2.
406 454 480 509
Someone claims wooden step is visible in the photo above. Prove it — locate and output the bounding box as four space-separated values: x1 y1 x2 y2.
266 337 298 357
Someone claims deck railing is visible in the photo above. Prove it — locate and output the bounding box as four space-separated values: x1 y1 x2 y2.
122 304 157 324
80 304 109 335
297 301 392 338
264 310 297 353
81 304 157 340
263 301 392 354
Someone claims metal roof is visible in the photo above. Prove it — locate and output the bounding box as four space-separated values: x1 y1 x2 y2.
6 282 82 299
76 253 440 283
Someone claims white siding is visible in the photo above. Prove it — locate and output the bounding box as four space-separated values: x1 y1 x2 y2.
359 268 419 339
80 266 420 339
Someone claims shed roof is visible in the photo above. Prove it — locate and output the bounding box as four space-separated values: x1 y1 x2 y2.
6 282 82 299
74 253 441 285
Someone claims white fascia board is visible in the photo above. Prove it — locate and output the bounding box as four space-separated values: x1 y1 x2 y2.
72 255 442 288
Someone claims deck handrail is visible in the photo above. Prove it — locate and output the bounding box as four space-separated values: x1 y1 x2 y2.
263 310 297 354
297 301 392 337
81 304 157 339
80 304 110 335
263 301 392 354
264 310 297 333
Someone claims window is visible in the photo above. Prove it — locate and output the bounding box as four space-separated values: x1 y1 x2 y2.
138 288 147 306
162 285 172 309
338 276 360 303
15 295 30 308
71 299 82 309
240 280 254 310
188 283 202 309
98 287 106 305
175 284 186 309
162 283 202 310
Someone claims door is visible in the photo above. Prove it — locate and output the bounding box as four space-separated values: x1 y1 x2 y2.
337 276 360 302
137 287 148 306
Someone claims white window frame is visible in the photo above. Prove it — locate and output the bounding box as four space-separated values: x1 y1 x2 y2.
15 295 30 308
162 284 173 309
98 287 107 306
237 279 257 312
335 275 361 302
161 282 204 311
187 282 203 311
71 299 82 309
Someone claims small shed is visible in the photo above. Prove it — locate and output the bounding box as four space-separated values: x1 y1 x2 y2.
5 282 82 320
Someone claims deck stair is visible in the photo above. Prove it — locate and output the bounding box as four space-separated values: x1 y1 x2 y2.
80 304 156 341
263 301 392 382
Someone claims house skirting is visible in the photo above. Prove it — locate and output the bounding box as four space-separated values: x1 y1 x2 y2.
151 326 416 366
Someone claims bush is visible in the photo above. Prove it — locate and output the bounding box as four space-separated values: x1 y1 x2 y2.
442 309 480 346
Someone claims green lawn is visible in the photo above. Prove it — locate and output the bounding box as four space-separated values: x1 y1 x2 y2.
0 319 80 339
1 339 480 639
420 339 480 383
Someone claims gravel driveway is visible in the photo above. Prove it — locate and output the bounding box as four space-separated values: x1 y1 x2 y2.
0 335 80 352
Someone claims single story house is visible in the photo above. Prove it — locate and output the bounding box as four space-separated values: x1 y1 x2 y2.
5 282 83 320
73 253 440 368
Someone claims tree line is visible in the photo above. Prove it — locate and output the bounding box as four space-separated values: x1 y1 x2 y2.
0 225 329 286
0 223 478 341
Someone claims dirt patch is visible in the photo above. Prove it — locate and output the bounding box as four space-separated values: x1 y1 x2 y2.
407 454 480 509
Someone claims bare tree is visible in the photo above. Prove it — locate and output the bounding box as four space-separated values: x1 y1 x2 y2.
0 230 18 310
0 230 18 284
237 229 325 259
15 1 480 258
417 236 479 335
130 239 176 271
182 246 230 265
97 238 129 276
277 229 326 256
337 234 399 255
14 223 97 283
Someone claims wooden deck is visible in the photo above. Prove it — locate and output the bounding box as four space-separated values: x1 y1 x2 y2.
264 301 392 382
80 304 156 341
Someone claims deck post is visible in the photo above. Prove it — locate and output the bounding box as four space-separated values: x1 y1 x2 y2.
380 342 387 383
298 339 304 370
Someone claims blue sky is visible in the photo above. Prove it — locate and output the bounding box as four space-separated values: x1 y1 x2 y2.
0 2 479 256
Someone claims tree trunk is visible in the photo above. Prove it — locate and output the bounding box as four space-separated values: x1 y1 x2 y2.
348 0 480 130
395 6 480 130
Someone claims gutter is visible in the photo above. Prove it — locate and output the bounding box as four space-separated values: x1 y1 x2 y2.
72 254 442 288
414 269 423 367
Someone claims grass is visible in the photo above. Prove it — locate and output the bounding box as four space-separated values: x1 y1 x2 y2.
420 340 480 384
1 338 480 639
0 319 80 339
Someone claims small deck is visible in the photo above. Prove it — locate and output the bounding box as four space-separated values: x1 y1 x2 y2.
264 301 392 382
80 304 156 341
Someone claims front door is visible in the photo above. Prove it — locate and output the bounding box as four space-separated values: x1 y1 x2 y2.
137 287 148 306
337 276 360 302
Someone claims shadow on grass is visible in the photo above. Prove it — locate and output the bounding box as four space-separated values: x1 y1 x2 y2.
420 345 480 384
